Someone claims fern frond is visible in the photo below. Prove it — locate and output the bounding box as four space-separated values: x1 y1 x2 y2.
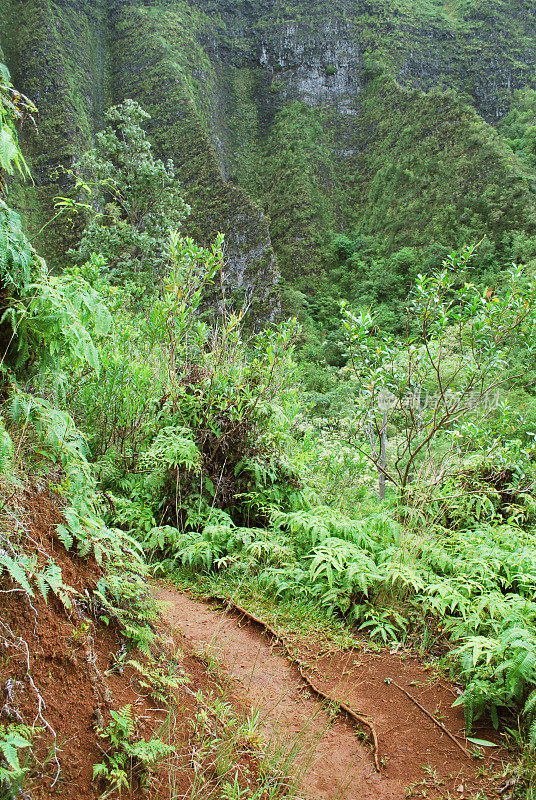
0 551 33 596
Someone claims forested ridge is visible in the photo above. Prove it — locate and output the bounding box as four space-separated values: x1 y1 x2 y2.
2 2 536 798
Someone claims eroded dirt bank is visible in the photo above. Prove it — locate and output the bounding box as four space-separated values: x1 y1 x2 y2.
1 488 287 800
155 585 506 800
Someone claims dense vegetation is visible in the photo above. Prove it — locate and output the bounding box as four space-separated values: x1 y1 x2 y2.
2 1 536 794
4 0 536 355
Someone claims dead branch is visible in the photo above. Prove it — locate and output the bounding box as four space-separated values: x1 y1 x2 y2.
390 679 472 758
218 596 382 772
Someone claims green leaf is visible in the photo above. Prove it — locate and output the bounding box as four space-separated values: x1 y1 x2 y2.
6 732 31 749
56 524 74 550
0 124 18 174
94 302 112 336
0 553 34 596
35 573 49 604
0 741 20 770
466 737 498 747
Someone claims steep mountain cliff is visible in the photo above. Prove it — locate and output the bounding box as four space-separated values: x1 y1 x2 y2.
2 0 536 324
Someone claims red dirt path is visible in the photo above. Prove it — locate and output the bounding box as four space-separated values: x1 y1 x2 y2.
155 585 508 800
0 486 511 800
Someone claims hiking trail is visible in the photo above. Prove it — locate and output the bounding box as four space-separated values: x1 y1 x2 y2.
155 584 506 800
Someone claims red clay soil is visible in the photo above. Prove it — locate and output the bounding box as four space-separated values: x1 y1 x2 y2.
0 486 511 800
0 487 167 800
0 487 264 800
155 586 508 800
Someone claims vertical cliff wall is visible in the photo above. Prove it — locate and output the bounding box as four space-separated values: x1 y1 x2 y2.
2 0 536 322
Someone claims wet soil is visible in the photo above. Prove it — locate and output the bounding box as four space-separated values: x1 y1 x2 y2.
0 487 168 800
0 487 252 800
155 585 508 800
0 485 510 800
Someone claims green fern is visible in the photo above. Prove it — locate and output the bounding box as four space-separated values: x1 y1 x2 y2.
0 415 13 473
93 704 172 793
0 551 34 596
141 425 201 473
0 723 34 795
35 560 73 611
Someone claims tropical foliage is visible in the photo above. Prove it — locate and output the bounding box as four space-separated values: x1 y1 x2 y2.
2 68 536 798
72 100 190 287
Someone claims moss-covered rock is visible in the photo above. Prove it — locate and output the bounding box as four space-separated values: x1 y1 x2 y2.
2 0 536 324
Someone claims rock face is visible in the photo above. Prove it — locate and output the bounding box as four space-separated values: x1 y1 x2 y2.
2 0 536 314
259 19 361 113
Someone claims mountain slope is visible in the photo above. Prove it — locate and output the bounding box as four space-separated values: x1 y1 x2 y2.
2 0 536 322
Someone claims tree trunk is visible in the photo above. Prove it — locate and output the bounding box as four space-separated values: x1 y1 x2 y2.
379 412 387 500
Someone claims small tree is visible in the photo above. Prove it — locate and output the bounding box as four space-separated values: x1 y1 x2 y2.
73 100 189 286
341 245 536 498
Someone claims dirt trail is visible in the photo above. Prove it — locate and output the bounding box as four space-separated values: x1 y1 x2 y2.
155 586 506 800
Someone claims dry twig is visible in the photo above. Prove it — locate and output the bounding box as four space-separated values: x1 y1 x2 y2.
219 597 382 771
390 679 472 758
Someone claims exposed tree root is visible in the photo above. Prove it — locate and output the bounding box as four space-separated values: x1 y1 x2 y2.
390 680 472 758
295 662 382 772
0 618 62 786
216 596 382 772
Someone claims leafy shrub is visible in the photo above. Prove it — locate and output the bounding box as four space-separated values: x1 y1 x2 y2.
93 705 172 794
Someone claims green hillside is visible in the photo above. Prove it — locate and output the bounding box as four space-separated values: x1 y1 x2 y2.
2 0 536 338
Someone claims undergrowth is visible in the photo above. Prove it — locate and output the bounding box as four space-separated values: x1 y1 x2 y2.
155 471 536 737
3 67 536 799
